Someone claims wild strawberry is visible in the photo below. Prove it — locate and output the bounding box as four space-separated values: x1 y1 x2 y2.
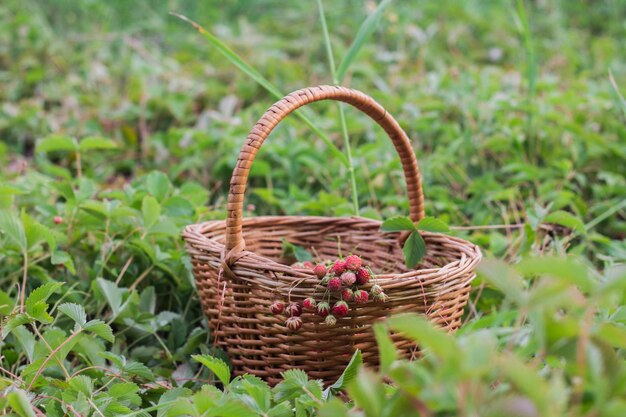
270 301 284 315
340 271 356 287
374 293 388 303
302 297 317 310
325 315 337 326
313 264 327 279
53 216 63 224
332 260 346 275
316 301 330 317
345 255 362 271
327 277 342 292
332 301 349 317
356 268 371 285
303 261 314 269
286 316 302 331
353 290 369 304
341 288 354 302
285 303 302 317
370 284 384 296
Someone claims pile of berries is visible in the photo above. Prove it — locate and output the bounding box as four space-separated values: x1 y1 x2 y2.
269 255 387 331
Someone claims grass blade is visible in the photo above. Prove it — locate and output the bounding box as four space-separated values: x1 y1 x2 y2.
336 0 393 82
316 0 359 215
608 68 626 117
171 12 348 167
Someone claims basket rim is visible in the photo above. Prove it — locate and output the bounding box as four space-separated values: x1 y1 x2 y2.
183 215 482 281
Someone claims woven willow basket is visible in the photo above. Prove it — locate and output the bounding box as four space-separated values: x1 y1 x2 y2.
183 85 481 385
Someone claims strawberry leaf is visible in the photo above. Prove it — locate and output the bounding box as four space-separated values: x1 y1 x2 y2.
403 231 426 269
380 216 416 232
416 216 450 233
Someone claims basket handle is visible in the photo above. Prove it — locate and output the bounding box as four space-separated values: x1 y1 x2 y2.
224 85 425 259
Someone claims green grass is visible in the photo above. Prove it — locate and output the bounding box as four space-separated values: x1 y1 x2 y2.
1 0 626 415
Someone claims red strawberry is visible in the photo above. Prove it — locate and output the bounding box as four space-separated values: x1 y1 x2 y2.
53 216 63 224
332 260 346 275
286 316 302 331
332 301 349 317
303 297 317 310
353 290 369 304
356 268 371 285
316 301 330 317
340 271 356 287
370 284 384 296
313 264 327 279
325 315 337 326
327 277 342 292
285 303 302 317
270 301 284 315
341 288 354 302
345 255 362 271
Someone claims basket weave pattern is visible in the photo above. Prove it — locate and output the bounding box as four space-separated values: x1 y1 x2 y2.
183 86 481 384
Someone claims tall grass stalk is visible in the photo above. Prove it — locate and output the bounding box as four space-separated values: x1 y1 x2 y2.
316 0 359 215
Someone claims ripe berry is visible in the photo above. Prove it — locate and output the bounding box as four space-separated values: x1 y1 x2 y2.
341 288 354 302
270 301 284 315
370 284 384 296
53 216 63 224
325 315 337 326
313 264 327 279
340 271 356 287
302 297 317 310
285 303 302 317
316 302 330 317
374 293 388 303
332 301 349 317
356 268 371 285
353 290 369 304
345 255 362 271
327 277 342 292
286 316 302 331
332 260 346 276
303 261 314 269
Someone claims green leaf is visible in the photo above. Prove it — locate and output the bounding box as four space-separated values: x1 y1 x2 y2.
69 375 93 397
416 216 450 233
78 136 117 151
380 216 416 232
597 323 626 349
95 278 127 318
51 250 76 274
11 325 36 361
325 350 362 396
36 134 77 153
84 319 115 343
403 231 426 269
171 13 349 168
0 290 15 315
477 259 527 306
142 195 161 229
146 170 172 201
515 257 593 293
281 239 313 262
387 313 458 361
0 209 27 252
192 354 231 386
58 303 87 327
373 323 397 373
7 390 37 417
346 369 384 417
336 0 393 82
544 210 585 233
2 314 32 338
25 282 64 315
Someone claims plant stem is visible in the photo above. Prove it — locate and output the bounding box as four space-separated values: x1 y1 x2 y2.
316 0 360 215
516 0 537 163
20 251 28 313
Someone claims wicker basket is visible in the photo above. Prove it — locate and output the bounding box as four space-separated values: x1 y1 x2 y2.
183 85 481 385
